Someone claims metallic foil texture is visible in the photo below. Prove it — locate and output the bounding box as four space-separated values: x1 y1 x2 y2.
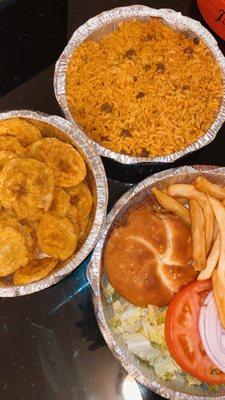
0 110 108 297
88 165 225 399
54 5 225 165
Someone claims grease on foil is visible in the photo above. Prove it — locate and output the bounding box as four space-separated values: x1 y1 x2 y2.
54 5 225 165
0 110 108 297
88 165 225 400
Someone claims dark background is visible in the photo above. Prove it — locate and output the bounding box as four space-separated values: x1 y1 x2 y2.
0 1 224 399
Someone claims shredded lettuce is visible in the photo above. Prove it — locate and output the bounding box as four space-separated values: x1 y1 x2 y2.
104 283 203 386
185 374 202 386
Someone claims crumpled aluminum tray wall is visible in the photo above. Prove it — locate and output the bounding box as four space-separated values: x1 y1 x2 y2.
54 5 225 165
88 165 225 400
0 110 108 297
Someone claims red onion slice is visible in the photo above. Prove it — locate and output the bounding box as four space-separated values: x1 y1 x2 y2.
199 291 225 373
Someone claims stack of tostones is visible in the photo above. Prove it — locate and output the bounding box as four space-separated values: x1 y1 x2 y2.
0 117 93 286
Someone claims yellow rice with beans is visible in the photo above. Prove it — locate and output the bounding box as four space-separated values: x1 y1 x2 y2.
66 18 223 158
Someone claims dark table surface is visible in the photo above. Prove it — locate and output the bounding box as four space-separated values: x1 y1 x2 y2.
0 1 224 399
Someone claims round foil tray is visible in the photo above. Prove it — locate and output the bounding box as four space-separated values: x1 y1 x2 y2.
54 5 225 165
88 165 225 399
0 110 108 297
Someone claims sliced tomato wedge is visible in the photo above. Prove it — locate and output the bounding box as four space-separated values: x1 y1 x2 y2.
165 280 225 384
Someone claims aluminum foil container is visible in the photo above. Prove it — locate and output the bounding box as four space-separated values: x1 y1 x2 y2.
54 5 225 165
0 110 108 297
88 165 225 399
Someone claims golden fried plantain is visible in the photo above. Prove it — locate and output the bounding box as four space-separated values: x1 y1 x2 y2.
0 211 21 230
0 136 26 168
0 136 26 153
66 182 92 241
13 257 57 285
29 138 86 187
67 182 93 220
0 151 18 168
18 224 39 259
0 158 55 221
37 214 78 260
0 118 42 146
67 205 89 241
0 211 39 260
49 187 71 217
0 226 29 276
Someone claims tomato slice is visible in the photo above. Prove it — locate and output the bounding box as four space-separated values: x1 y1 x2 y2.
165 280 225 384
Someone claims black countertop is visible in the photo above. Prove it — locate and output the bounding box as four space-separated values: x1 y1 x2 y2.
0 1 224 399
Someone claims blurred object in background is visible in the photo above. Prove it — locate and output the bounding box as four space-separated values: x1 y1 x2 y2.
0 0 68 96
197 0 225 40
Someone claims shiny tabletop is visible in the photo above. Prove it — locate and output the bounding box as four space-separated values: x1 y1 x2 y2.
0 1 224 400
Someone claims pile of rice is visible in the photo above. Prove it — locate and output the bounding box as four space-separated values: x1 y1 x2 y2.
66 18 223 158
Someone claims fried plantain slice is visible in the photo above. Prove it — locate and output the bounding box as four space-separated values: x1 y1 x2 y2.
49 187 71 217
0 211 39 260
0 136 26 153
0 136 26 168
29 138 86 187
0 226 29 276
67 182 93 220
67 205 89 241
0 158 55 221
37 214 78 260
13 257 57 285
0 118 42 146
0 151 19 168
19 224 39 259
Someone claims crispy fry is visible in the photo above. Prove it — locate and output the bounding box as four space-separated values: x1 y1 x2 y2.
195 176 225 200
168 184 214 254
208 195 225 328
13 257 57 286
189 199 206 271
151 187 190 226
208 196 225 274
198 232 220 280
213 221 219 241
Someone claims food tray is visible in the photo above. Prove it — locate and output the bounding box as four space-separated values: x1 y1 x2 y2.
0 110 108 297
54 5 225 166
88 164 225 400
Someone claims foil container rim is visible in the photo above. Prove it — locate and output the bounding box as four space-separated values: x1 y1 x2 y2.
0 109 108 297
54 5 225 165
88 164 225 400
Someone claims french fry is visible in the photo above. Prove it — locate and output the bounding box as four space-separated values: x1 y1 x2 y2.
168 184 214 254
161 187 187 205
189 199 206 271
208 195 225 328
195 176 225 200
151 187 190 226
213 221 219 241
198 232 220 280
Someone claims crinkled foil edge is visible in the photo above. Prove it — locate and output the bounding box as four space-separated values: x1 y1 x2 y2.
54 5 225 165
0 110 108 297
88 165 225 400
